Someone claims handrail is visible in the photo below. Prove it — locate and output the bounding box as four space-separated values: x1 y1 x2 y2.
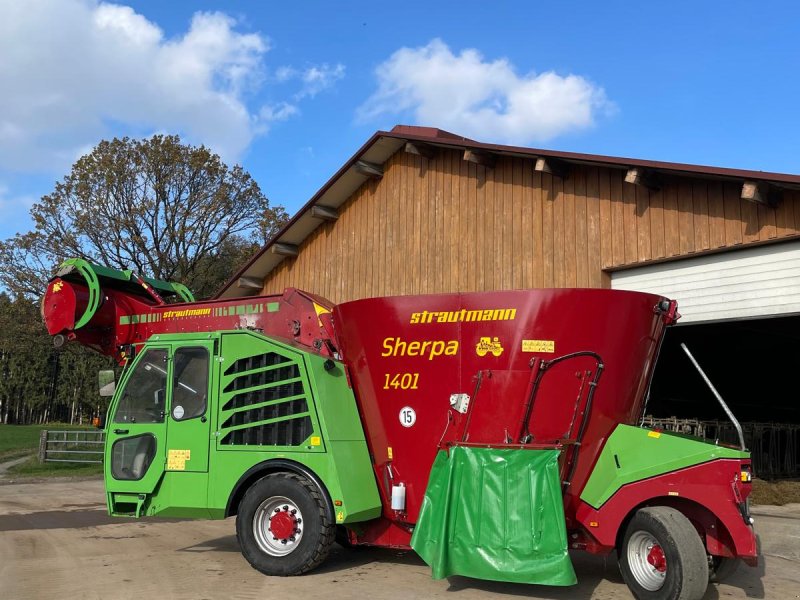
680 343 746 451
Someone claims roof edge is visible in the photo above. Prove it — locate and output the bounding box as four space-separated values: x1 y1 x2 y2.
214 126 800 298
213 130 389 298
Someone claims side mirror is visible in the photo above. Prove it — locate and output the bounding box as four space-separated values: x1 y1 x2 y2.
99 370 116 397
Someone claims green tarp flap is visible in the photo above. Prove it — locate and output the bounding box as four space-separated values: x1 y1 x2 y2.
410 447 576 586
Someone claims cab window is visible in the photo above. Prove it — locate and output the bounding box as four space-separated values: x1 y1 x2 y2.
171 347 209 420
113 348 168 424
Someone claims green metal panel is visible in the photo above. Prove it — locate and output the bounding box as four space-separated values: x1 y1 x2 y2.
168 282 195 303
411 447 576 586
216 332 324 451
105 336 217 516
163 342 215 473
580 424 749 509
60 258 101 329
146 472 212 518
104 345 171 500
206 444 381 523
58 257 195 302
104 330 381 525
302 352 382 520
304 353 369 442
204 331 380 524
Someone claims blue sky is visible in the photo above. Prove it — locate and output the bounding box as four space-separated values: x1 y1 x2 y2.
1 1 799 240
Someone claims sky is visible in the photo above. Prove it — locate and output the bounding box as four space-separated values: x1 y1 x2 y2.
1 0 799 241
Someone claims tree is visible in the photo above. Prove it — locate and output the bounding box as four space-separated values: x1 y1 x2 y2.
0 294 49 423
0 135 287 299
188 234 264 299
0 293 113 424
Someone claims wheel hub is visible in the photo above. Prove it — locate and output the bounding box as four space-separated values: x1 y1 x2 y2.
253 496 304 556
269 506 299 540
646 544 667 572
627 530 667 591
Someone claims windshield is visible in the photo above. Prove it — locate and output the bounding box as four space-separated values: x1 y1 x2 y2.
113 348 168 424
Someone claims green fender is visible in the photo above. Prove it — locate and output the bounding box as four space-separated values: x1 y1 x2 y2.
580 424 749 509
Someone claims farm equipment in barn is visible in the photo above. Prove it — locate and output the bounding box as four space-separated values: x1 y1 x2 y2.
42 258 757 600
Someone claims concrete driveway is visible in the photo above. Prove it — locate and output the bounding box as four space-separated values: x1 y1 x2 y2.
1 477 798 600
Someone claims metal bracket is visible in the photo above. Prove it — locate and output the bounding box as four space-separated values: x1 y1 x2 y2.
449 393 470 414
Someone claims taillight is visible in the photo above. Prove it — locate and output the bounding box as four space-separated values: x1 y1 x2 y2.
734 462 755 525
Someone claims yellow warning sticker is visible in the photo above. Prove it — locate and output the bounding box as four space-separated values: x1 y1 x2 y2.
313 302 331 327
336 511 344 523
387 446 393 460
167 449 191 471
522 340 555 353
648 431 661 439
310 436 321 446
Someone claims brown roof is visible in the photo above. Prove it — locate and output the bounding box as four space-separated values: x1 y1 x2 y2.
216 125 800 299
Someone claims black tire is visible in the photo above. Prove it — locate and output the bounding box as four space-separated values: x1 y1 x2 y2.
236 472 334 576
618 506 709 600
708 556 740 583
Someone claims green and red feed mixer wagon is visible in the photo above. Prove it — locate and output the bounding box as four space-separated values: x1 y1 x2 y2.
42 259 757 600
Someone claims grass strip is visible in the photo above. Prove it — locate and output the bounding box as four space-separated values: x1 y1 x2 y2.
7 456 103 478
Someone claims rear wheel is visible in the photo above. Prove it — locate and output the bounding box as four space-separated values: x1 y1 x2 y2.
236 472 334 576
709 556 740 583
619 506 709 600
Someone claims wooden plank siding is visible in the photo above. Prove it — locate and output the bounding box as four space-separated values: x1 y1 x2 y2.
261 148 800 303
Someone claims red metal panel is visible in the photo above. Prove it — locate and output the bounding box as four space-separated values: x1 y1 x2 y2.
333 288 669 527
42 278 336 362
574 459 757 562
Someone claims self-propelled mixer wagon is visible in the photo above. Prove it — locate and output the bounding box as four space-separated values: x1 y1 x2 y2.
42 259 757 600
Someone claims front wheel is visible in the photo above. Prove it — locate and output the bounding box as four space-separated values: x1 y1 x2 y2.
236 472 334 576
619 506 709 600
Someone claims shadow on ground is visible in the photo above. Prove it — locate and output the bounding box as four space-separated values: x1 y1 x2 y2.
0 508 188 532
182 532 772 600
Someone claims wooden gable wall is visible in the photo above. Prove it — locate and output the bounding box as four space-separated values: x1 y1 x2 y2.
261 148 800 303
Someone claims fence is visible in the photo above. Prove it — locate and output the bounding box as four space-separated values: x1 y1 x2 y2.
38 429 105 464
34 421 799 476
641 416 800 480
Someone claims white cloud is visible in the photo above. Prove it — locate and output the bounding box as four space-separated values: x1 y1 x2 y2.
274 64 346 100
358 39 613 144
0 0 343 172
298 64 345 99
275 66 296 82
258 103 299 126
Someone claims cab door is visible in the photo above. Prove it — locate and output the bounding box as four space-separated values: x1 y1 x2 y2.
164 343 213 473
105 346 170 499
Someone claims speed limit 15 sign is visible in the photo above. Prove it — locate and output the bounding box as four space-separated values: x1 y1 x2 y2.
399 406 416 428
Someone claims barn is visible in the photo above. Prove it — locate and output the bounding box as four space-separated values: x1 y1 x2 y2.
218 125 800 477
